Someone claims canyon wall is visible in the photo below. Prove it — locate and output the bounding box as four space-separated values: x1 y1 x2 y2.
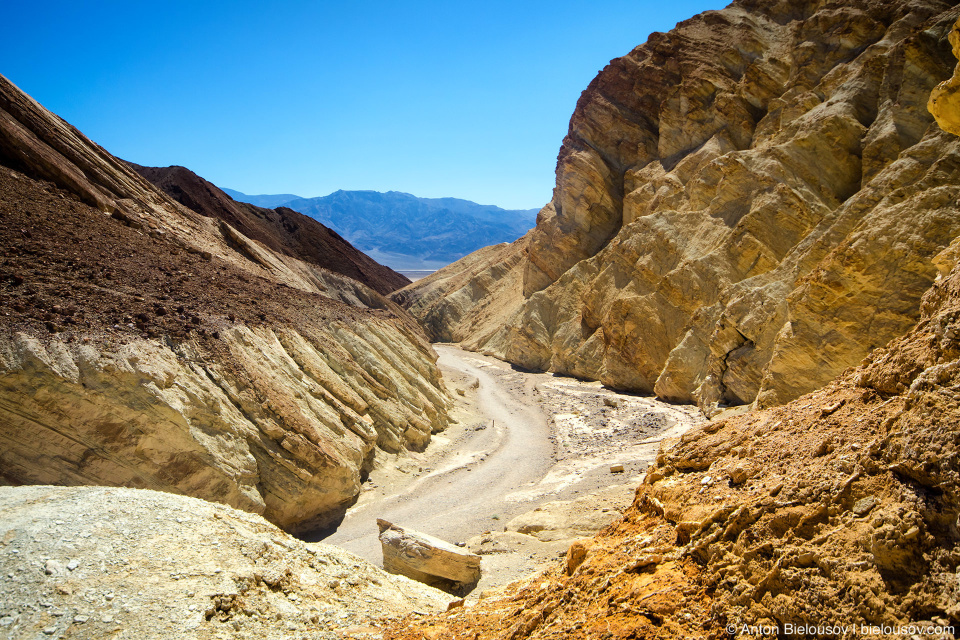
0 73 451 532
398 0 960 414
387 18 960 639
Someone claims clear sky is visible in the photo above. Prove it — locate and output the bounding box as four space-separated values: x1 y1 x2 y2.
3 0 726 210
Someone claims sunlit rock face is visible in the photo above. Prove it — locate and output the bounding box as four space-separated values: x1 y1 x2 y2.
930 16 960 136
399 0 960 414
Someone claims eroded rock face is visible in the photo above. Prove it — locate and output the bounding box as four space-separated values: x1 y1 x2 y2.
0 74 451 531
0 486 450 639
385 176 960 640
399 0 960 414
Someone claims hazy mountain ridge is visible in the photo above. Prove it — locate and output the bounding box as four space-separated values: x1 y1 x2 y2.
220 187 303 209
127 164 410 295
229 188 539 269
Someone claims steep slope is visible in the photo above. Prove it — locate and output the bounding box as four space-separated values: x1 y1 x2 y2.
0 73 451 533
127 163 410 295
386 27 960 635
398 0 960 415
285 190 539 269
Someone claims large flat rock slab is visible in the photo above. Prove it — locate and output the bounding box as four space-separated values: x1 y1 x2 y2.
377 519 481 594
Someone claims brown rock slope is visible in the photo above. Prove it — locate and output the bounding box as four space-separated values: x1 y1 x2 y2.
397 0 960 414
385 169 960 640
127 162 410 295
0 73 451 533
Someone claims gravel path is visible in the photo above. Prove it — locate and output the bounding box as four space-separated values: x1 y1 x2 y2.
320 346 554 558
319 345 704 588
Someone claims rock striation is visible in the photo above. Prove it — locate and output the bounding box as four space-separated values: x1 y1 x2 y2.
0 486 450 640
397 0 960 414
0 73 452 532
385 13 960 637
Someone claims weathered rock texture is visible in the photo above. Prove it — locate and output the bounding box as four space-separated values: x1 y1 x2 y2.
930 17 960 136
377 519 482 594
385 167 960 640
0 486 450 640
0 73 451 532
383 17 960 638
398 0 960 414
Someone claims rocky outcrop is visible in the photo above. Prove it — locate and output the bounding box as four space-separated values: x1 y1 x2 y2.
394 236 530 347
0 74 452 532
0 486 450 640
398 0 960 414
929 17 960 135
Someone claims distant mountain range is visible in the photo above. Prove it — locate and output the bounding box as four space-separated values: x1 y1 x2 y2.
220 188 303 209
225 188 540 270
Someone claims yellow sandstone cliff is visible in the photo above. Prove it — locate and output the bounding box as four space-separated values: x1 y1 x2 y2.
398 0 960 416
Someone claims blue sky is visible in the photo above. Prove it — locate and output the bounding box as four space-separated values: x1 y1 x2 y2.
3 1 726 209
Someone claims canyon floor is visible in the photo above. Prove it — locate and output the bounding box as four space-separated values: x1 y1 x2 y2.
318 345 704 597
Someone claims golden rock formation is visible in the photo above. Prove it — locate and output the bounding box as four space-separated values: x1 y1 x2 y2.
929 17 960 136
398 0 960 415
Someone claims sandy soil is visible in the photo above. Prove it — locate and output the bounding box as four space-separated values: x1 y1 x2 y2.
320 345 703 597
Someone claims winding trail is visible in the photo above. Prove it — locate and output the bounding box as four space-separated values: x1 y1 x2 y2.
320 345 703 568
321 345 554 560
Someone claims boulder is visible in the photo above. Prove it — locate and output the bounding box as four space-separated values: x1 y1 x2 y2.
377 519 482 594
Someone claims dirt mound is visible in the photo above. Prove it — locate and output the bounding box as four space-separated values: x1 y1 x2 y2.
0 485 451 640
128 162 410 295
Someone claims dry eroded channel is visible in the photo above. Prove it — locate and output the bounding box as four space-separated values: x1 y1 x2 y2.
319 345 703 593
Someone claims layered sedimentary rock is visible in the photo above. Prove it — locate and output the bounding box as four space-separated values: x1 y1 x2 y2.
398 0 960 414
0 486 450 640
386 89 960 640
0 73 451 532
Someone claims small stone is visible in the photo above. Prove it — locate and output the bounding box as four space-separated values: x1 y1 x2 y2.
603 397 619 408
701 475 713 485
610 464 625 473
852 496 877 516
42 626 57 635
105 593 115 601
73 615 89 624
44 559 63 575
66 559 79 571
729 465 749 485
